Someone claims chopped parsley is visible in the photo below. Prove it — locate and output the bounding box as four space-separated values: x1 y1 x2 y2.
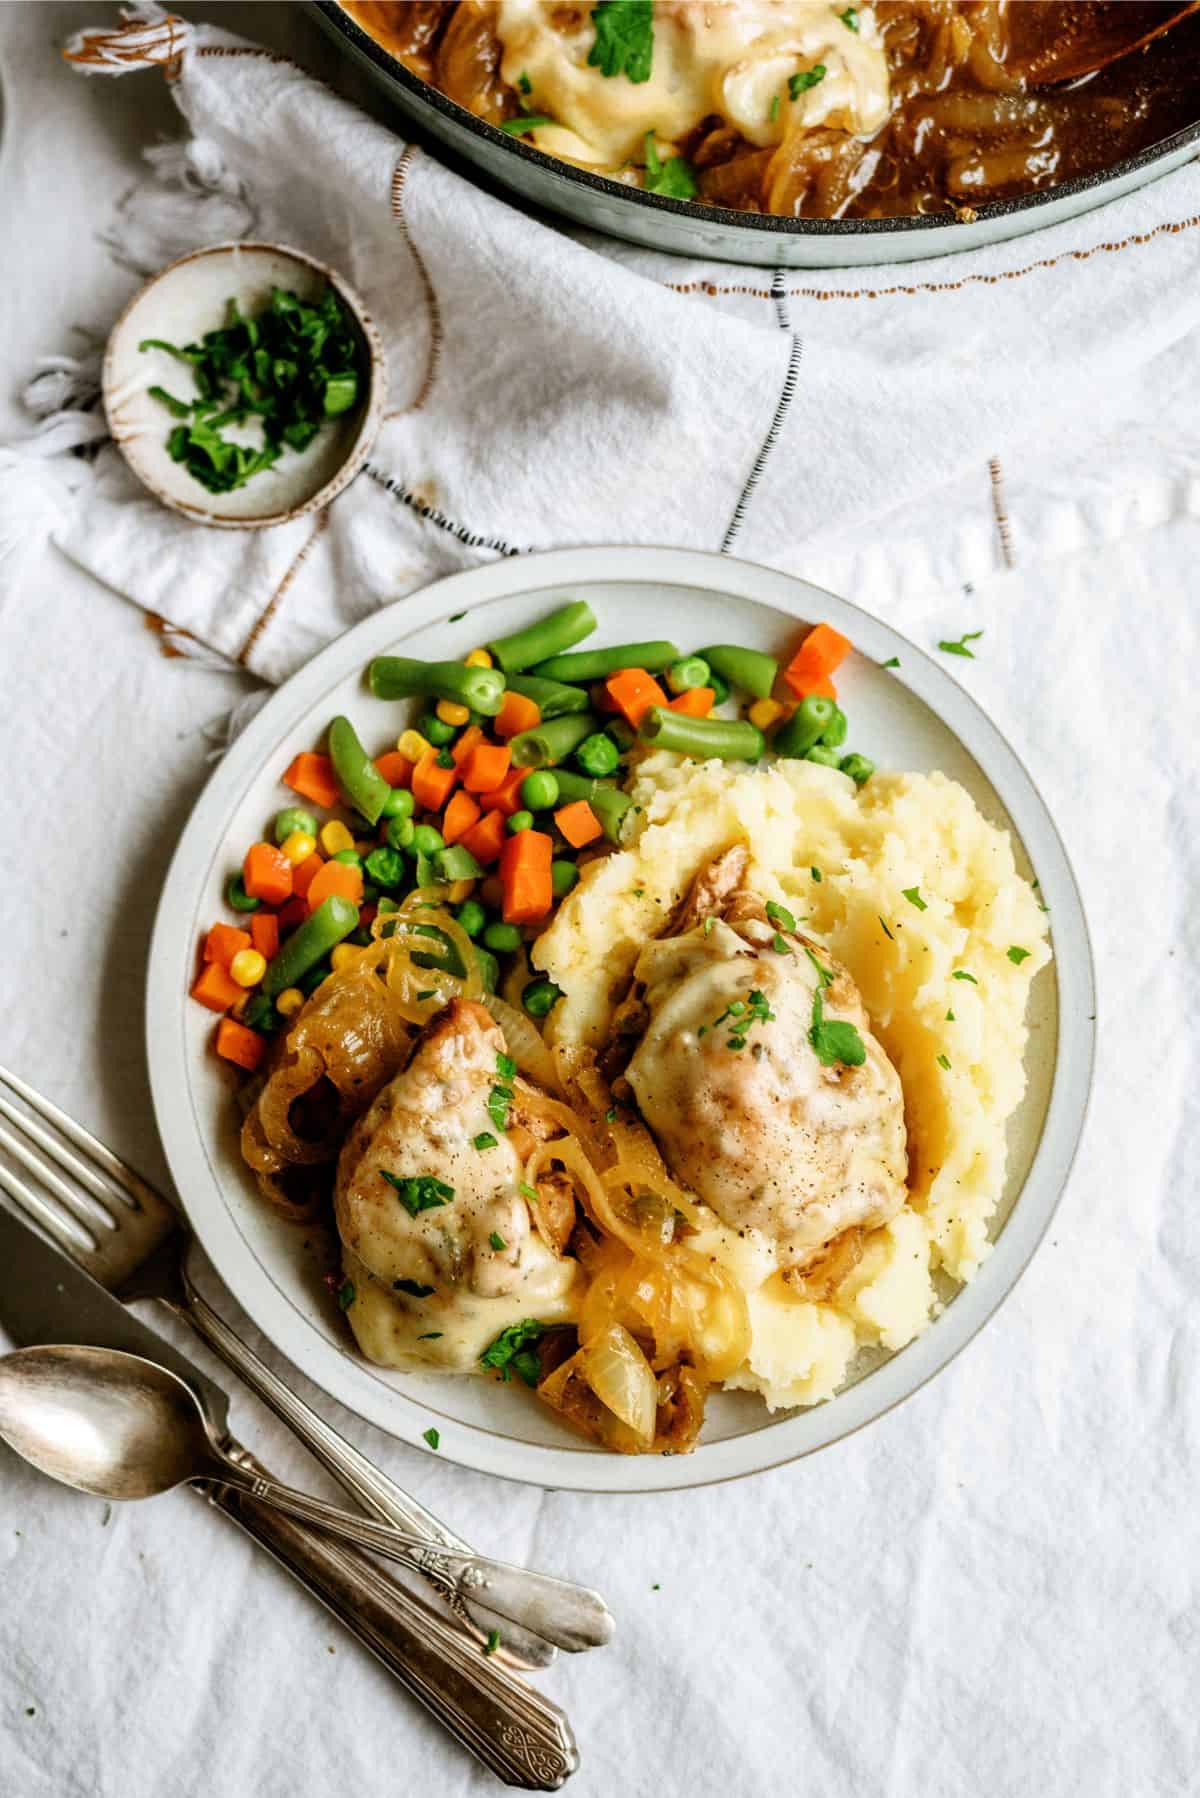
336 1279 355 1311
605 1108 617 1123
700 987 774 1050
766 899 796 932
393 1278 435 1298
518 1181 539 1201
901 886 927 912
937 1053 952 1071
417 1331 443 1341
382 1172 454 1217
839 6 860 29
517 71 532 95
771 933 793 956
769 93 780 122
480 1318 545 1387
484 1630 501 1656
422 1427 440 1450
1007 946 1031 965
879 916 894 941
643 132 698 200
803 944 834 988
951 969 978 984
945 1008 955 1022
788 65 826 99
474 1132 499 1152
808 987 866 1069
487 1084 513 1132
415 989 437 1001
811 867 823 883
703 916 715 937
880 656 900 669
496 1052 516 1080
589 0 654 82
937 630 983 658
488 1231 507 1252
500 114 555 135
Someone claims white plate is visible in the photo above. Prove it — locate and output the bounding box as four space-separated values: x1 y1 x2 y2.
146 547 1095 1493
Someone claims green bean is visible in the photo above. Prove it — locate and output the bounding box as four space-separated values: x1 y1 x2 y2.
666 655 711 695
414 851 436 891
820 706 848 749
574 732 620 778
550 770 633 842
698 645 778 700
473 944 500 994
368 655 505 716
456 898 487 938
436 844 483 882
605 718 636 752
225 873 260 913
638 708 764 762
264 896 359 996
328 716 392 825
839 752 875 786
509 711 598 769
520 770 559 811
503 672 592 717
708 670 730 707
774 695 838 760
298 961 332 997
273 806 317 845
240 993 281 1034
529 640 678 683
488 600 597 674
805 744 842 768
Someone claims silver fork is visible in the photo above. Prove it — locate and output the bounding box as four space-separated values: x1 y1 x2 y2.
0 1062 552 1670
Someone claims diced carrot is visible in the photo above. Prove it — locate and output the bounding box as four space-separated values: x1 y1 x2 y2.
306 859 364 913
605 667 667 729
459 809 508 867
373 751 413 789
667 686 715 719
215 1016 267 1072
411 749 459 812
292 853 325 899
461 743 512 795
250 912 280 960
782 622 851 701
204 923 251 968
499 828 553 925
450 725 485 768
554 799 603 849
488 765 531 819
443 789 482 845
283 751 339 811
192 962 242 1014
493 690 541 739
243 842 293 906
278 895 308 932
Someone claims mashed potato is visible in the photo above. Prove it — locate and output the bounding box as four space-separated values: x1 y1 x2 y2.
532 754 1050 1410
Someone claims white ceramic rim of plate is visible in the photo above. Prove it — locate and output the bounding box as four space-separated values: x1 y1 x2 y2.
146 547 1096 1493
102 240 386 530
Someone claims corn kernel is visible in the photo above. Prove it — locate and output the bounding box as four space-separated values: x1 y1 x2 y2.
437 699 471 728
748 697 786 731
446 878 476 904
275 987 305 1019
330 943 361 972
229 948 267 988
398 729 432 762
320 820 355 857
464 648 493 669
280 829 316 865
230 991 253 1021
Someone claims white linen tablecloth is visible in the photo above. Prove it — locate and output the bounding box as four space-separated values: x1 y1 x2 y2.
0 8 1197 1798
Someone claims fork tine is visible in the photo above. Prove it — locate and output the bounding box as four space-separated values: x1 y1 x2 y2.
0 1114 119 1235
0 1064 164 1214
0 1160 100 1257
0 1092 143 1220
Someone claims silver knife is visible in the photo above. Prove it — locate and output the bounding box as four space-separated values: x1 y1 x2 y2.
0 1202 579 1789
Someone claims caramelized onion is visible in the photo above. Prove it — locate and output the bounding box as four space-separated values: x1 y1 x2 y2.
581 1323 657 1445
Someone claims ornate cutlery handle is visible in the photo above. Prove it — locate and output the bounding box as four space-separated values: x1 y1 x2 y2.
208 1454 613 1655
174 1252 554 1669
202 1455 578 1790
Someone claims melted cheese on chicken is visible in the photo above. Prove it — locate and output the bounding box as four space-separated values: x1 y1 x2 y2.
335 1000 580 1373
494 0 890 169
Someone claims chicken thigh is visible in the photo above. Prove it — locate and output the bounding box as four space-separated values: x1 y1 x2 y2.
615 845 908 1269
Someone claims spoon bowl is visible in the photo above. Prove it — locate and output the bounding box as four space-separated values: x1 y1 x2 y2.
1008 0 1200 87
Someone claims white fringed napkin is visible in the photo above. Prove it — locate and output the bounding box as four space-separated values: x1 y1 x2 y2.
9 4 1200 681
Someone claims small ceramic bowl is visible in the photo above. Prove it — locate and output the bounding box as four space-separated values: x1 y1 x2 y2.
102 241 386 530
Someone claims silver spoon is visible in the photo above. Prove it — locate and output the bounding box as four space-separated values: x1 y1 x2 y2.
0 1344 614 1654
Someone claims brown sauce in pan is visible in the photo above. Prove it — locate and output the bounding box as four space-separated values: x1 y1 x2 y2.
343 2 1200 218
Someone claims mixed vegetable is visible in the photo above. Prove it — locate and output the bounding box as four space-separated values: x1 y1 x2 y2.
192 602 873 1072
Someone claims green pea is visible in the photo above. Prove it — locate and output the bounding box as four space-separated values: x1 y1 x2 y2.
365 846 405 888
507 810 534 835
805 744 842 768
386 816 415 851
520 771 560 811
483 921 523 953
332 849 363 867
381 787 415 821
273 806 317 845
522 977 563 1019
574 732 620 779
456 898 487 939
820 706 848 749
551 860 578 898
839 753 875 787
225 873 260 913
411 824 444 857
418 713 456 747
